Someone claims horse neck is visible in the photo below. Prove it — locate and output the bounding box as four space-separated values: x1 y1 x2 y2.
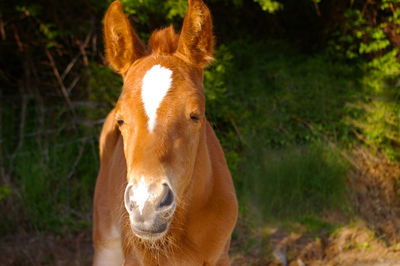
184 120 213 210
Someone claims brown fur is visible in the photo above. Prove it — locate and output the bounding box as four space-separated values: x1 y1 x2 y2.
148 26 179 55
93 1 238 265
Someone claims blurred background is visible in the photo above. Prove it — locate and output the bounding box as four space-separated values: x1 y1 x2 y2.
1 0 400 265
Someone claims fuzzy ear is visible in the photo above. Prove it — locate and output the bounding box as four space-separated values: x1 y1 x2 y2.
104 1 147 76
176 0 214 68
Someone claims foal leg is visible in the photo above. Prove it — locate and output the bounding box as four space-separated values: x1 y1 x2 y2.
215 238 231 266
93 223 124 266
93 243 124 266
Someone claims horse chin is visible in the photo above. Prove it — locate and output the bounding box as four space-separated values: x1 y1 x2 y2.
131 222 170 241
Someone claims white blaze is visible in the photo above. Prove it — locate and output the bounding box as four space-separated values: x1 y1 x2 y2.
131 177 151 215
141 65 173 132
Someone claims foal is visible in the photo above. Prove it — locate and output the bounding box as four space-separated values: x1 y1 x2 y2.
93 0 238 265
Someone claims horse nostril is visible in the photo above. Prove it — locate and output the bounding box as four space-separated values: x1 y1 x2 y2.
124 183 135 213
159 184 174 209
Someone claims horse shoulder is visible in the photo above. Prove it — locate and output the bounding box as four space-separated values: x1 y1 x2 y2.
184 121 238 265
206 121 237 208
206 120 238 245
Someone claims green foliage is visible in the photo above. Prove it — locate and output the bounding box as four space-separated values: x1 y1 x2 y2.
0 185 12 201
298 215 337 233
120 0 187 32
359 29 390 54
1 98 99 232
253 0 283 13
329 0 400 160
15 4 42 17
39 23 60 47
0 62 122 232
223 40 357 149
164 0 188 20
87 62 122 119
350 50 400 159
204 45 244 180
14 2 75 48
202 40 354 228
330 1 399 59
14 138 97 230
200 39 369 235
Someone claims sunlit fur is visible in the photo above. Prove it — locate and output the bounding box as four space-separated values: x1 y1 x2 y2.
128 178 150 215
93 0 238 265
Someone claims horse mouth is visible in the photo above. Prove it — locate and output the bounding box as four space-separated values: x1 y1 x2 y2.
131 222 169 240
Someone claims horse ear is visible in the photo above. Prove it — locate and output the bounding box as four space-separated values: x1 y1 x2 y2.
104 1 147 76
176 0 214 68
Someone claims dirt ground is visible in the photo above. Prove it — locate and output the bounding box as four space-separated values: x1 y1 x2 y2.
231 147 400 266
0 231 93 266
2 147 400 266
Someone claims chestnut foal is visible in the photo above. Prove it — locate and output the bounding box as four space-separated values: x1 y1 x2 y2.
93 0 238 265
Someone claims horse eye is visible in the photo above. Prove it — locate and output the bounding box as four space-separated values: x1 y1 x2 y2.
190 114 200 121
117 119 124 126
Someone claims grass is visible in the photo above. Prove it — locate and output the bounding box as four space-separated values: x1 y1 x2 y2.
238 142 349 231
205 40 356 237
13 138 97 231
0 97 100 234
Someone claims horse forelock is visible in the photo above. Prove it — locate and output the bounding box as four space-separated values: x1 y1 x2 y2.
148 25 179 55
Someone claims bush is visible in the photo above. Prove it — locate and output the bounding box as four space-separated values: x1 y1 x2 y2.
329 0 400 160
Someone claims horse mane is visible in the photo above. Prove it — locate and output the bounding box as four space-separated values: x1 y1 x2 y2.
148 25 179 55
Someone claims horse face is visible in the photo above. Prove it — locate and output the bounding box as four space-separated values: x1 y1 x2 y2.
116 57 204 239
104 0 213 240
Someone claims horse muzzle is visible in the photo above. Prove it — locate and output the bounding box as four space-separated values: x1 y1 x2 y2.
124 180 176 239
